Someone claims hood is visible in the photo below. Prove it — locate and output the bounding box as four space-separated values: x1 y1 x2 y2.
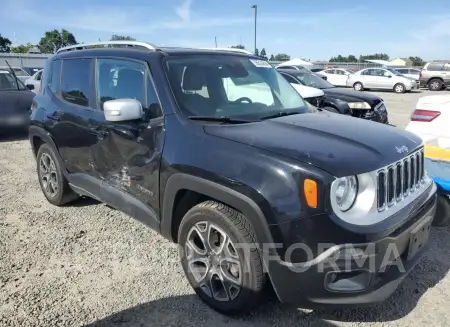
322 87 382 105
291 83 324 98
204 111 423 177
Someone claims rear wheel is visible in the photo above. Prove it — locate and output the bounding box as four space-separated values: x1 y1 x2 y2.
36 143 78 206
432 195 450 227
178 201 266 315
353 82 363 91
428 78 443 91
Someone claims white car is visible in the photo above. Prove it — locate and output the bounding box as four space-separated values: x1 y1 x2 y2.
24 69 43 94
289 83 325 108
0 66 30 83
405 94 450 226
317 68 353 86
346 68 418 93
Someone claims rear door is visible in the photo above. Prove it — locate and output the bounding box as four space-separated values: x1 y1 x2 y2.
49 57 99 175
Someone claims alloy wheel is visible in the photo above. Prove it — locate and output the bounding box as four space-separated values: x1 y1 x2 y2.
185 221 242 302
39 153 58 198
430 81 440 90
395 84 404 93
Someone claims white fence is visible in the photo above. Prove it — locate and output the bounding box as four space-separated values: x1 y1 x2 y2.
0 53 50 68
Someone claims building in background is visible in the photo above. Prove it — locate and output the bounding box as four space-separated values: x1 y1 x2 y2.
390 58 413 66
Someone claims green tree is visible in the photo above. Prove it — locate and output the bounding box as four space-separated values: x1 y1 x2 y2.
230 44 245 49
260 48 267 59
255 48 259 56
269 54 275 61
408 56 425 67
359 53 390 62
38 29 77 53
110 34 136 41
11 42 34 53
0 34 12 52
274 53 290 61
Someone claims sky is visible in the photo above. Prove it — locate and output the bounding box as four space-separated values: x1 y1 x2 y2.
1 0 450 61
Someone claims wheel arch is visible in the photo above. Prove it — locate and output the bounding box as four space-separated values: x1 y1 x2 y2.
160 173 275 248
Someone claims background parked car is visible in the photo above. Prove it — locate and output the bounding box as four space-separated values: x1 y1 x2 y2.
0 70 34 135
279 69 389 123
395 67 421 80
0 66 30 83
22 67 43 76
277 66 327 80
25 69 43 94
347 67 418 93
419 61 450 91
316 68 353 86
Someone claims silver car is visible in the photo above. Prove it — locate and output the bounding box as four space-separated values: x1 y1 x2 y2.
346 68 418 93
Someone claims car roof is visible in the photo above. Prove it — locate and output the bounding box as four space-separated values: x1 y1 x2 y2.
277 68 310 75
52 46 259 61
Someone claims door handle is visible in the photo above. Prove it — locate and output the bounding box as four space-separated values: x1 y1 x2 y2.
47 113 59 121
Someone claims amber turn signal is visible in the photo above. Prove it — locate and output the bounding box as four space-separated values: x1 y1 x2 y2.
304 179 318 208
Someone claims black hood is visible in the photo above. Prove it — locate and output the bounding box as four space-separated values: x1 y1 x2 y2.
204 111 422 177
323 87 382 105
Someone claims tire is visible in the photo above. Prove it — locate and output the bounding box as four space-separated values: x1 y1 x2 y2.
353 82 363 91
432 195 450 227
393 83 406 93
36 143 78 206
428 78 443 91
178 200 266 315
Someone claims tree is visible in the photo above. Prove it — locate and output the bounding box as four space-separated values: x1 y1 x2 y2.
329 55 358 63
260 48 267 60
269 54 275 61
255 48 259 56
110 34 136 41
274 53 290 61
409 56 425 67
359 53 389 62
230 44 245 49
38 29 77 53
0 34 12 52
10 42 34 53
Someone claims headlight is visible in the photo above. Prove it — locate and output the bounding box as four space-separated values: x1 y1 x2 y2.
347 102 371 109
334 176 358 212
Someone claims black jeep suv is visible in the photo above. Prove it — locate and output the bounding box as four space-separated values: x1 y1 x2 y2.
29 41 437 315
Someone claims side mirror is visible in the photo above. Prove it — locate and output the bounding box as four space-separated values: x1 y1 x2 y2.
384 72 392 78
103 98 143 122
26 84 35 90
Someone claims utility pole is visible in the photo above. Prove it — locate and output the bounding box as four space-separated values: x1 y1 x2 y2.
251 4 257 55
215 36 217 48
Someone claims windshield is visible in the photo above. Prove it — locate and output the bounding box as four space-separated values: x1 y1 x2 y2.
0 72 26 90
164 55 308 121
293 73 335 89
386 68 402 76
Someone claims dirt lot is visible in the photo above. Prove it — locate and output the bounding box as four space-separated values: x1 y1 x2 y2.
1 89 450 327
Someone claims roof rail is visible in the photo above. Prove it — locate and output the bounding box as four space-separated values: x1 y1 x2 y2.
56 41 157 54
199 47 255 55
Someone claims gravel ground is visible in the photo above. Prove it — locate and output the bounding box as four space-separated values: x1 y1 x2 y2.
1 89 450 327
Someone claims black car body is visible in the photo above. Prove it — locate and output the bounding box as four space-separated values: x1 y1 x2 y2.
279 69 389 124
28 42 436 315
0 69 34 134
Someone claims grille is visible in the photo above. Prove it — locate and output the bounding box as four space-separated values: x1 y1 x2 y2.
376 148 425 211
306 96 325 108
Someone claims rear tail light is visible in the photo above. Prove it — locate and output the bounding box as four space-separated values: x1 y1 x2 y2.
410 109 440 122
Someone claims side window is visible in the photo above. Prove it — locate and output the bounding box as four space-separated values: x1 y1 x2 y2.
61 58 92 107
361 69 369 75
335 69 345 75
427 63 444 71
396 69 406 74
96 58 162 118
326 69 335 74
96 58 145 108
49 60 61 93
281 73 299 84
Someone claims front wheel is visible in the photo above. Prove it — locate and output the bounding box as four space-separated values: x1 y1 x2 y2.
178 201 266 315
394 83 406 93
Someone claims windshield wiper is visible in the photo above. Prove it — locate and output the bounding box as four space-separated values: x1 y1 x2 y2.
188 116 253 124
260 111 301 120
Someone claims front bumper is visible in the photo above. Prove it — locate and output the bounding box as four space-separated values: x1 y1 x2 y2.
266 183 437 309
